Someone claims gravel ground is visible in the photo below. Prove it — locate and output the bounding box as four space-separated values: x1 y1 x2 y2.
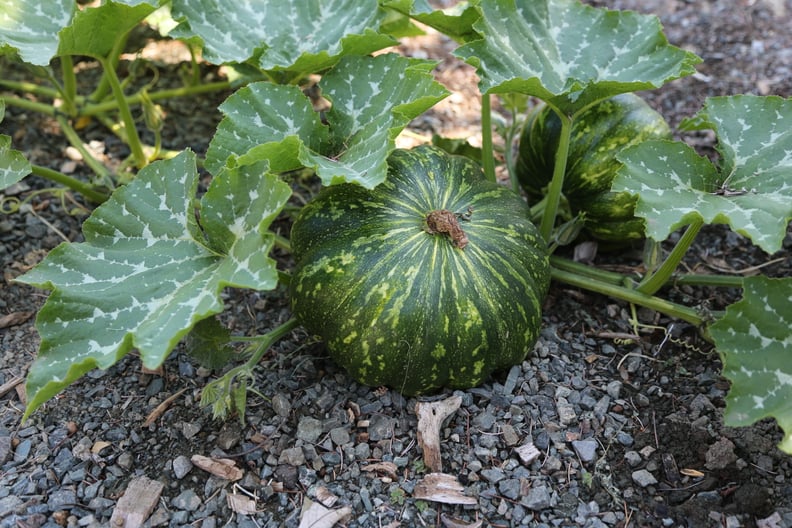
2 1 792 527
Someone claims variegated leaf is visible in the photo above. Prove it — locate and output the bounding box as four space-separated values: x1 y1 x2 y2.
613 95 792 253
709 277 792 454
1 102 32 189
205 54 448 188
17 150 291 417
169 0 395 69
454 0 700 115
0 0 73 65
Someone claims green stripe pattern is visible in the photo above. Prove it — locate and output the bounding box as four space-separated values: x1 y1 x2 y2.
517 93 671 241
290 145 550 395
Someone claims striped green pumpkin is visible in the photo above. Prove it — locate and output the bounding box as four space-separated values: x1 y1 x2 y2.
517 93 672 242
290 145 550 395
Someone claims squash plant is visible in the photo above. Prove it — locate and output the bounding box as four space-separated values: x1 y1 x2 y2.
1 0 791 454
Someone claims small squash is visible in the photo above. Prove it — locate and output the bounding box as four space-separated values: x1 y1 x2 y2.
517 93 672 242
290 145 550 395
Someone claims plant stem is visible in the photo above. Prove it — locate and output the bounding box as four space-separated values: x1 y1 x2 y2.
480 93 496 182
228 318 300 379
1 95 57 115
0 80 64 101
637 218 704 296
55 115 115 184
90 32 129 103
81 81 233 116
97 56 148 169
59 56 78 116
551 266 704 325
672 274 744 288
30 165 109 204
550 255 633 286
539 109 572 242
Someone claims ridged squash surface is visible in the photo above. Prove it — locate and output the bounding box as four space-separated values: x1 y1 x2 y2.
290 146 550 395
517 93 672 241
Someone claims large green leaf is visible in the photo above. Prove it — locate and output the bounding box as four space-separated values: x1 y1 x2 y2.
58 1 155 58
454 0 700 115
0 0 73 65
709 277 792 454
613 96 792 253
1 102 32 189
169 0 395 70
381 0 482 42
205 54 448 188
17 150 291 417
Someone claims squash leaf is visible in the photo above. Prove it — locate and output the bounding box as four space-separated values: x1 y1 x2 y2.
613 96 792 254
381 0 482 43
169 0 395 69
1 103 33 189
0 0 73 65
709 277 792 455
454 0 700 115
57 2 155 58
205 54 448 188
16 151 291 418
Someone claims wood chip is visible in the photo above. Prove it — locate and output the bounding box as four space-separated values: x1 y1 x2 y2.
0 376 24 399
514 441 541 465
298 497 352 528
143 388 187 427
227 493 257 515
361 461 399 480
680 468 705 478
441 513 484 528
191 454 243 481
0 311 33 329
415 395 461 473
413 472 476 505
110 475 164 527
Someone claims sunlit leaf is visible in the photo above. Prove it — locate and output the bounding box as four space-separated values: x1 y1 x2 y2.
206 54 448 188
454 0 700 115
169 0 395 69
613 96 792 253
382 0 481 42
709 276 792 454
57 2 155 58
0 0 73 65
17 150 291 417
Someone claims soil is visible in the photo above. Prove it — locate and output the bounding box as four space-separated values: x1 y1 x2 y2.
1 1 792 527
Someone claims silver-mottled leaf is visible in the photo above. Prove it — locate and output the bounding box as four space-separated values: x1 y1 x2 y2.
709 276 792 454
454 0 700 114
206 54 448 188
0 0 73 65
17 151 291 417
170 0 394 69
614 96 792 253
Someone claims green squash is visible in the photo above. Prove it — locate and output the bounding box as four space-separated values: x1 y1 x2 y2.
517 93 672 242
290 145 550 395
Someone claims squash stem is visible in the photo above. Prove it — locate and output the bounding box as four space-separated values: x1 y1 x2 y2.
98 55 148 169
59 55 78 117
672 274 744 288
480 93 496 182
637 218 704 296
539 110 573 243
30 164 110 204
243 318 300 368
550 267 704 326
549 255 632 286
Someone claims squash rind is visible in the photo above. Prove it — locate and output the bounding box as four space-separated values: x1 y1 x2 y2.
290 145 550 395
